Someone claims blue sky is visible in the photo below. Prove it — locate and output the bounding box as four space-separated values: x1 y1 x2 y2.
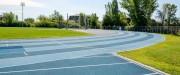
0 0 180 21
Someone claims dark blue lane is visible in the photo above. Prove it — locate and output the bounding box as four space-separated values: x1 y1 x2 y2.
0 54 159 75
0 46 25 54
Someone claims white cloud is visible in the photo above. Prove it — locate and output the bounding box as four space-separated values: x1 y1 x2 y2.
0 0 46 8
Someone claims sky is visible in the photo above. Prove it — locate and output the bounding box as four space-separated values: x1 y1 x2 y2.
0 0 180 21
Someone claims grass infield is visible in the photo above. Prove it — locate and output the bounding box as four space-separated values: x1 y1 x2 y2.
117 34 180 75
0 27 92 39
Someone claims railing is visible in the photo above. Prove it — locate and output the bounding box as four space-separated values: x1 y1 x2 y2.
84 26 180 35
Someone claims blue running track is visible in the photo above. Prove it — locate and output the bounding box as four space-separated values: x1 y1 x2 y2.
0 31 167 75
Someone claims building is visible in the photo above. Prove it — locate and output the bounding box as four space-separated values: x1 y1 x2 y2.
69 14 91 22
69 14 79 22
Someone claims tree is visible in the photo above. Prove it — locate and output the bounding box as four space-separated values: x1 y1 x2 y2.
120 0 158 26
119 11 128 26
25 18 35 23
2 12 16 26
157 3 178 26
157 10 166 26
79 13 86 27
102 0 121 27
50 10 64 28
37 15 48 21
89 13 99 28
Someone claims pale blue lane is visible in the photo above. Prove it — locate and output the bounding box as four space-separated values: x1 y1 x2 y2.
0 32 135 52
0 32 129 47
0 30 121 44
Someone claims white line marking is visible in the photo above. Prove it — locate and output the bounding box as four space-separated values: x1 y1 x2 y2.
6 41 8 47
143 72 162 75
0 62 131 74
24 52 29 56
113 54 169 75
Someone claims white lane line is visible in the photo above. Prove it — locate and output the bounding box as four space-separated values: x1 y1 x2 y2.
143 72 162 75
0 62 131 74
24 52 29 56
113 54 169 75
6 41 8 47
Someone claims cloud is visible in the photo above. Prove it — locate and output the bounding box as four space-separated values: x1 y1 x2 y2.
0 0 46 8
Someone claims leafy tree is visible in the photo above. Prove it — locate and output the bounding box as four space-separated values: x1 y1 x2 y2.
37 15 49 21
25 18 35 23
120 0 158 26
2 12 15 26
102 0 121 27
157 3 178 26
49 10 64 28
79 13 86 27
119 11 128 26
89 13 99 27
24 18 35 27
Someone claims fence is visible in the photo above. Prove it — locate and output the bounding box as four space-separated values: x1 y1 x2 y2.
83 26 180 35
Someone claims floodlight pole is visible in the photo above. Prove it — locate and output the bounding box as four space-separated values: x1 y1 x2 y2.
20 2 25 27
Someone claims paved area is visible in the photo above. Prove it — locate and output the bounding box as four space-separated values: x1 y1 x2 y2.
0 30 167 75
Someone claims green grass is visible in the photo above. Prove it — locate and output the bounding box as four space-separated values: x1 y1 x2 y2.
0 27 92 39
117 34 180 75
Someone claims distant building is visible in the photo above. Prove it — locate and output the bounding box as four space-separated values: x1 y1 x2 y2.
69 14 91 22
69 14 79 22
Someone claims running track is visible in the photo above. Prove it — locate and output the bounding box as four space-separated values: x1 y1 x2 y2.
0 31 167 75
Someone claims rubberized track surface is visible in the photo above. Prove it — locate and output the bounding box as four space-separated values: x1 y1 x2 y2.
0 31 166 75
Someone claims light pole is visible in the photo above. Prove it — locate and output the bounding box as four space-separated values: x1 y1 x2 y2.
20 2 25 27
66 13 69 30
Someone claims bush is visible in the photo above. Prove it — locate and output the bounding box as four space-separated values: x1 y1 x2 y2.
174 30 180 36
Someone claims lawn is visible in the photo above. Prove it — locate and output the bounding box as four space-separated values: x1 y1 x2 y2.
117 34 180 75
0 27 92 39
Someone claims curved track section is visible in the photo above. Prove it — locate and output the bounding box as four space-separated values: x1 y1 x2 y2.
0 31 166 75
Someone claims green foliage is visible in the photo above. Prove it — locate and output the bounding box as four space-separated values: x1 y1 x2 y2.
119 11 129 26
157 4 178 26
49 10 64 28
121 0 158 26
89 13 99 28
35 10 65 28
79 13 86 27
68 20 81 28
2 12 16 26
24 18 35 27
102 0 121 27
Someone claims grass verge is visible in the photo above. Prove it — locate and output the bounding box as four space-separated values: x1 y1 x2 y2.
117 34 180 75
0 27 92 39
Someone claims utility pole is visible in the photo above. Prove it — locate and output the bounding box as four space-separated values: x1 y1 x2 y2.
84 15 87 30
66 13 69 30
20 2 25 27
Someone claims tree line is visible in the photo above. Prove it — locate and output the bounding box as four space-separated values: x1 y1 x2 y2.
0 0 180 28
0 10 99 28
102 0 180 27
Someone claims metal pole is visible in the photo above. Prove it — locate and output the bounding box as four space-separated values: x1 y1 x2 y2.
84 15 87 30
66 13 69 30
20 2 25 27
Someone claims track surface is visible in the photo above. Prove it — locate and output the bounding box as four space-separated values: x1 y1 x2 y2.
0 31 166 75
